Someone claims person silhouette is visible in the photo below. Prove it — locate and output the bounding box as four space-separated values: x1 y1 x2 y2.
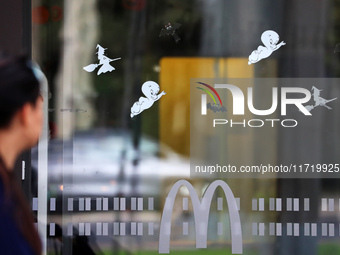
0 55 44 255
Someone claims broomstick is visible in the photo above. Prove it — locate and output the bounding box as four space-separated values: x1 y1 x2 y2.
83 57 121 72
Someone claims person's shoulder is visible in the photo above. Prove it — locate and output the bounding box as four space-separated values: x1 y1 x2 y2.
0 178 9 215
0 179 34 255
0 176 13 216
0 177 5 206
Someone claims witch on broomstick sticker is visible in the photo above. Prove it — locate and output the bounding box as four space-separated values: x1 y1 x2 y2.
83 44 121 75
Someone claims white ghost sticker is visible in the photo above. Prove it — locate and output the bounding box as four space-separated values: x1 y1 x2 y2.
130 81 166 118
248 30 286 65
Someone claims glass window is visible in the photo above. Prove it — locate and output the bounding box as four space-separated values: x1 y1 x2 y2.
31 1 340 255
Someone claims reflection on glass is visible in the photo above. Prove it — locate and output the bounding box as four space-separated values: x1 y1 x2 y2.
31 1 340 255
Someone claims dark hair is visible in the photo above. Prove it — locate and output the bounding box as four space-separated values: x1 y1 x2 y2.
0 55 40 128
0 55 42 255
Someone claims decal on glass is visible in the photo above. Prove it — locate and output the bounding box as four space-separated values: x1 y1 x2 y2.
83 44 121 75
159 180 243 254
159 23 182 43
304 86 337 112
130 81 166 118
248 30 286 65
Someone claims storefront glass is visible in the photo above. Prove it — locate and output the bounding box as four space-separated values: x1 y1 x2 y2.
31 1 340 255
